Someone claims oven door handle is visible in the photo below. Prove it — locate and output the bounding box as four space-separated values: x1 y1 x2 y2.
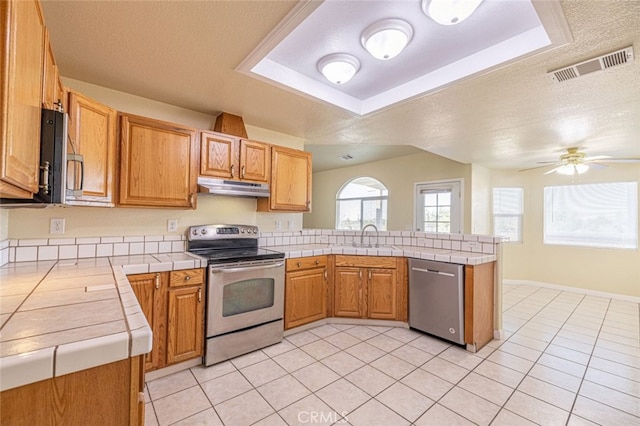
210 262 285 274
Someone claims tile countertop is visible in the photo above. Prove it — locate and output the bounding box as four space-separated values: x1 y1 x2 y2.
270 244 497 265
0 252 207 392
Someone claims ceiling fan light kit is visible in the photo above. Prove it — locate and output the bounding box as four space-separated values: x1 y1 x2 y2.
521 147 640 175
318 0 484 84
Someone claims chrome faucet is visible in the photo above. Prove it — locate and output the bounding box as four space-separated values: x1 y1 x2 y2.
360 224 379 248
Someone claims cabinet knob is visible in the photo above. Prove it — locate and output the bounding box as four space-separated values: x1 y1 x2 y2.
315 260 320 265
185 275 191 281
296 262 302 267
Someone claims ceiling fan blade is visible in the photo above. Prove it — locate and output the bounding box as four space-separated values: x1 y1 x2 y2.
583 155 611 161
518 163 560 172
544 165 563 175
592 158 640 163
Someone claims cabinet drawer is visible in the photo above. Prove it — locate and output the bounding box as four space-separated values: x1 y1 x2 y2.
334 255 396 269
286 256 327 272
170 268 204 288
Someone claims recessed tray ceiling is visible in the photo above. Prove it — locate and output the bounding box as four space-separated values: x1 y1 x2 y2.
238 0 572 116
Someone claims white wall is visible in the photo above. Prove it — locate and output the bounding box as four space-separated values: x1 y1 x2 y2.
492 164 640 297
5 79 305 239
304 151 472 232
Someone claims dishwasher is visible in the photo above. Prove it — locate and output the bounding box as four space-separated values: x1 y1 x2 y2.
408 258 464 345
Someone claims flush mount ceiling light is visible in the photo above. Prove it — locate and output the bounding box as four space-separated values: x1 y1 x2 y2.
361 19 414 60
317 53 360 84
422 0 485 26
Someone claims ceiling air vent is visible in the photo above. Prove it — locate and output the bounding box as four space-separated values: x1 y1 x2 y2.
548 46 634 83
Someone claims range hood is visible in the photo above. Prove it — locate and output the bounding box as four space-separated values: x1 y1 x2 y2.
197 176 270 198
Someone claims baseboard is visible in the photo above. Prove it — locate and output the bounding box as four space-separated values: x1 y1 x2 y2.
504 279 640 303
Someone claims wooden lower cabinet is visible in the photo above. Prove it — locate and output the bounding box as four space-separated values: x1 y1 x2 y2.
333 256 407 321
167 284 204 364
284 256 328 330
128 268 204 372
464 262 495 351
0 355 145 426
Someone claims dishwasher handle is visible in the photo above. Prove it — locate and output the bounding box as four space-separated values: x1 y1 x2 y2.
411 266 456 278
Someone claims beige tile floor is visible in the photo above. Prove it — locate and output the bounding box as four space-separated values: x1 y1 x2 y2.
144 283 640 425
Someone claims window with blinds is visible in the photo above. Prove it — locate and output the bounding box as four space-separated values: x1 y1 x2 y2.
493 187 524 242
544 182 638 249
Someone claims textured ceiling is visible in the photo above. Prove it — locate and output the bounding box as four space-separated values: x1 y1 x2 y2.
40 0 640 171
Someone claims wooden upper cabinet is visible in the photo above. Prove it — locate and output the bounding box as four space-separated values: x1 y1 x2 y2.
257 145 312 212
66 90 117 206
200 130 269 183
200 131 238 179
239 139 269 182
0 0 45 198
119 113 198 209
41 29 61 110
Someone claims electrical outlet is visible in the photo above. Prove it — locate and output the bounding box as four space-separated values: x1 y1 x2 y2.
275 220 282 230
50 218 65 234
287 220 295 230
167 219 178 232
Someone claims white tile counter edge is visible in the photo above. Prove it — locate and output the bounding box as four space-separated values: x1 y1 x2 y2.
0 252 208 392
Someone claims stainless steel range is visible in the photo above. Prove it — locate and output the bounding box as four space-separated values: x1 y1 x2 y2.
187 224 285 366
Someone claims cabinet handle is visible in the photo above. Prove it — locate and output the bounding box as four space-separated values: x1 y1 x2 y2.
241 165 246 178
368 270 372 280
189 193 195 206
230 164 235 177
39 161 50 194
359 270 362 279
198 288 202 303
155 273 160 289
324 270 327 280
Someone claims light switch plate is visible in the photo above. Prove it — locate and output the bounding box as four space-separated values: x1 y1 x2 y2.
167 219 178 232
50 218 65 234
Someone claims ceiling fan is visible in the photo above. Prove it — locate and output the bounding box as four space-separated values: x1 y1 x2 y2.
520 147 640 175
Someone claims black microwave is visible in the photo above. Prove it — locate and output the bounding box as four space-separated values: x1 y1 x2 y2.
0 108 82 207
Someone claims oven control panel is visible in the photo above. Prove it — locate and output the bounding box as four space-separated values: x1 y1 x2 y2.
188 224 259 240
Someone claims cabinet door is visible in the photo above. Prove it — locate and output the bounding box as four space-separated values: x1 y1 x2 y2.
0 0 44 198
166 285 204 365
333 267 363 318
41 29 60 110
200 131 238 179
66 91 116 206
368 268 397 320
285 267 327 330
128 272 167 372
258 146 311 212
239 139 269 182
119 114 198 208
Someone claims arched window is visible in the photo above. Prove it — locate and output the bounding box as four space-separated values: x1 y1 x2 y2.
336 177 388 230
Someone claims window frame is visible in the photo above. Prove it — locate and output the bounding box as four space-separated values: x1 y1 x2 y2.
543 181 638 250
335 177 388 231
492 187 524 243
414 179 463 234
